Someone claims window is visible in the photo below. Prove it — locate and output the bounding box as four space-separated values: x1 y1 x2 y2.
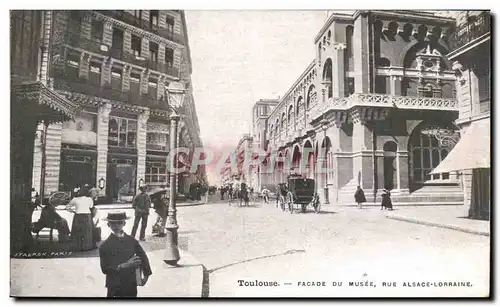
148 78 158 98
111 68 122 90
166 15 175 33
145 160 167 184
146 132 169 151
165 47 174 67
150 10 159 27
134 10 142 19
66 53 80 79
410 126 453 182
129 72 141 95
91 20 103 41
131 35 142 57
89 62 101 85
108 117 137 148
149 42 158 62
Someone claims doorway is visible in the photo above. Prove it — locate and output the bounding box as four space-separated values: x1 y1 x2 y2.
107 158 136 203
59 155 96 192
383 141 397 190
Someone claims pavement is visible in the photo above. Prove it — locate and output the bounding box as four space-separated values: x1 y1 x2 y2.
382 205 490 236
11 198 490 298
10 199 211 298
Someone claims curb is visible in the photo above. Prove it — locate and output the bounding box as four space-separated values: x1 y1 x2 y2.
386 214 490 237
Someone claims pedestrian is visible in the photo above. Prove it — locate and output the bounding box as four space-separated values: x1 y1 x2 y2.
99 211 152 298
354 185 367 209
131 186 151 241
381 188 393 210
261 187 270 204
66 185 95 251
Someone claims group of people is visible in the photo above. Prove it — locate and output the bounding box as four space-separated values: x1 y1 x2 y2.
354 186 393 210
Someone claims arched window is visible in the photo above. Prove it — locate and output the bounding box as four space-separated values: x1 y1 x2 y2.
296 96 303 118
281 113 286 130
306 85 316 109
409 123 454 182
323 59 333 98
287 105 294 126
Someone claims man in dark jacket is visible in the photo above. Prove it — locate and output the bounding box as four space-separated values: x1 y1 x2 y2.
131 186 151 241
99 211 152 297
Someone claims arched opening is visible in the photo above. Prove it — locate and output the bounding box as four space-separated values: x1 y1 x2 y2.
280 113 286 131
323 58 333 98
303 140 314 179
318 42 322 64
287 105 294 127
275 152 284 184
383 141 397 190
291 145 301 175
345 25 354 71
408 122 458 190
275 119 280 138
296 96 303 118
306 84 316 109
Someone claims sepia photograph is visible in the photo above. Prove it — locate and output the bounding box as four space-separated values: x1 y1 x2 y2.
8 3 491 299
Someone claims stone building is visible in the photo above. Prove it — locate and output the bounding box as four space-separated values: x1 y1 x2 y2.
30 10 205 203
11 10 79 250
253 10 467 209
432 11 490 220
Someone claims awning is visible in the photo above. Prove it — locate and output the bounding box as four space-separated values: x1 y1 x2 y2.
430 119 490 174
13 81 79 123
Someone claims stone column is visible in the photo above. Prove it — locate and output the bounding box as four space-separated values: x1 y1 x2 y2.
31 123 44 193
97 103 112 198
159 42 166 65
140 70 149 94
123 30 132 54
136 110 150 194
331 43 346 98
390 76 402 95
43 123 63 196
397 151 410 193
101 59 112 86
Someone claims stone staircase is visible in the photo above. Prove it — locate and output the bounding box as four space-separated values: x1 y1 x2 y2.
336 179 464 206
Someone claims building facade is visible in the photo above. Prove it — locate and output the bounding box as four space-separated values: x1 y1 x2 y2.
11 10 79 251
253 10 469 209
30 10 205 203
433 11 490 220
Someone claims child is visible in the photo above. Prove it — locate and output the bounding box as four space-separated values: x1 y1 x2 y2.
354 186 367 209
99 211 152 298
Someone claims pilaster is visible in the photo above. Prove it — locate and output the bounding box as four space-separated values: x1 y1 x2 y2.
141 37 150 60
101 58 112 85
43 123 63 196
136 110 150 194
140 69 149 94
79 52 90 79
122 65 131 92
31 123 44 193
351 113 374 191
331 43 346 98
157 75 166 100
397 151 410 192
158 43 166 64
97 103 112 197
81 13 92 40
158 11 167 29
102 21 113 47
353 14 370 93
123 30 132 54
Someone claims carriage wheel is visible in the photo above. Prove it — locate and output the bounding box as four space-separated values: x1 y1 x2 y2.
49 191 72 207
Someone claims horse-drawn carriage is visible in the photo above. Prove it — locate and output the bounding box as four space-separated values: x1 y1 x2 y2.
276 175 321 214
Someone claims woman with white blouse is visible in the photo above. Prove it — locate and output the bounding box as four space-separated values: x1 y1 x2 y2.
66 186 95 251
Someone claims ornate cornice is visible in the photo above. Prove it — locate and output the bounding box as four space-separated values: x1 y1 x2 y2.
88 11 185 51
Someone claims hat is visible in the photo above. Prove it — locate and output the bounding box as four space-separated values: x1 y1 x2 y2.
139 185 148 191
103 211 131 222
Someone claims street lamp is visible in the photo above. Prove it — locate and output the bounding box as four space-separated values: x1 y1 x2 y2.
138 178 144 188
98 178 106 190
164 81 186 265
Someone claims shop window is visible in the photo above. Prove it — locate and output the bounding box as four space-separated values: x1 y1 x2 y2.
145 160 167 184
108 117 137 148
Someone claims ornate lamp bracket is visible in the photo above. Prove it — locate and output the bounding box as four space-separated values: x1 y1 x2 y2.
421 125 460 149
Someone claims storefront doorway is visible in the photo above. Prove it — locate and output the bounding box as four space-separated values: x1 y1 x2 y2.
107 157 137 203
59 152 96 192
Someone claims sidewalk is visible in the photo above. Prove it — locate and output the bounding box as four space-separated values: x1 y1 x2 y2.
96 200 206 210
384 205 490 236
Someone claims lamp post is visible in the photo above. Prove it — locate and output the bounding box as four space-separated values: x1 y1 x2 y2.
164 81 186 265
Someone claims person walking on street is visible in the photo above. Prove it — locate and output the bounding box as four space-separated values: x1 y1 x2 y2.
381 188 393 210
261 187 270 204
354 185 367 209
99 211 152 298
131 186 151 241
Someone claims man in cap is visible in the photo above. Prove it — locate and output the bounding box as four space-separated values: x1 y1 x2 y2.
99 211 152 297
131 185 151 241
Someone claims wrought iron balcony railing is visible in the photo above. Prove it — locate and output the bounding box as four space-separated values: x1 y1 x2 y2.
448 11 491 52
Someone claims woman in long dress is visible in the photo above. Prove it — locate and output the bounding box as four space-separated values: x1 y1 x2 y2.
66 186 95 251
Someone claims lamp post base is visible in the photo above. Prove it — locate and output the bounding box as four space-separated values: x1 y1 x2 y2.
164 226 180 265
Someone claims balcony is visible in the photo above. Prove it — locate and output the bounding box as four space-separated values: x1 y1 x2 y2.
94 10 186 45
52 72 171 112
447 12 490 58
60 32 110 57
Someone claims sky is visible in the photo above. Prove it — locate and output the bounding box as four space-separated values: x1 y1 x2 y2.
185 11 337 182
